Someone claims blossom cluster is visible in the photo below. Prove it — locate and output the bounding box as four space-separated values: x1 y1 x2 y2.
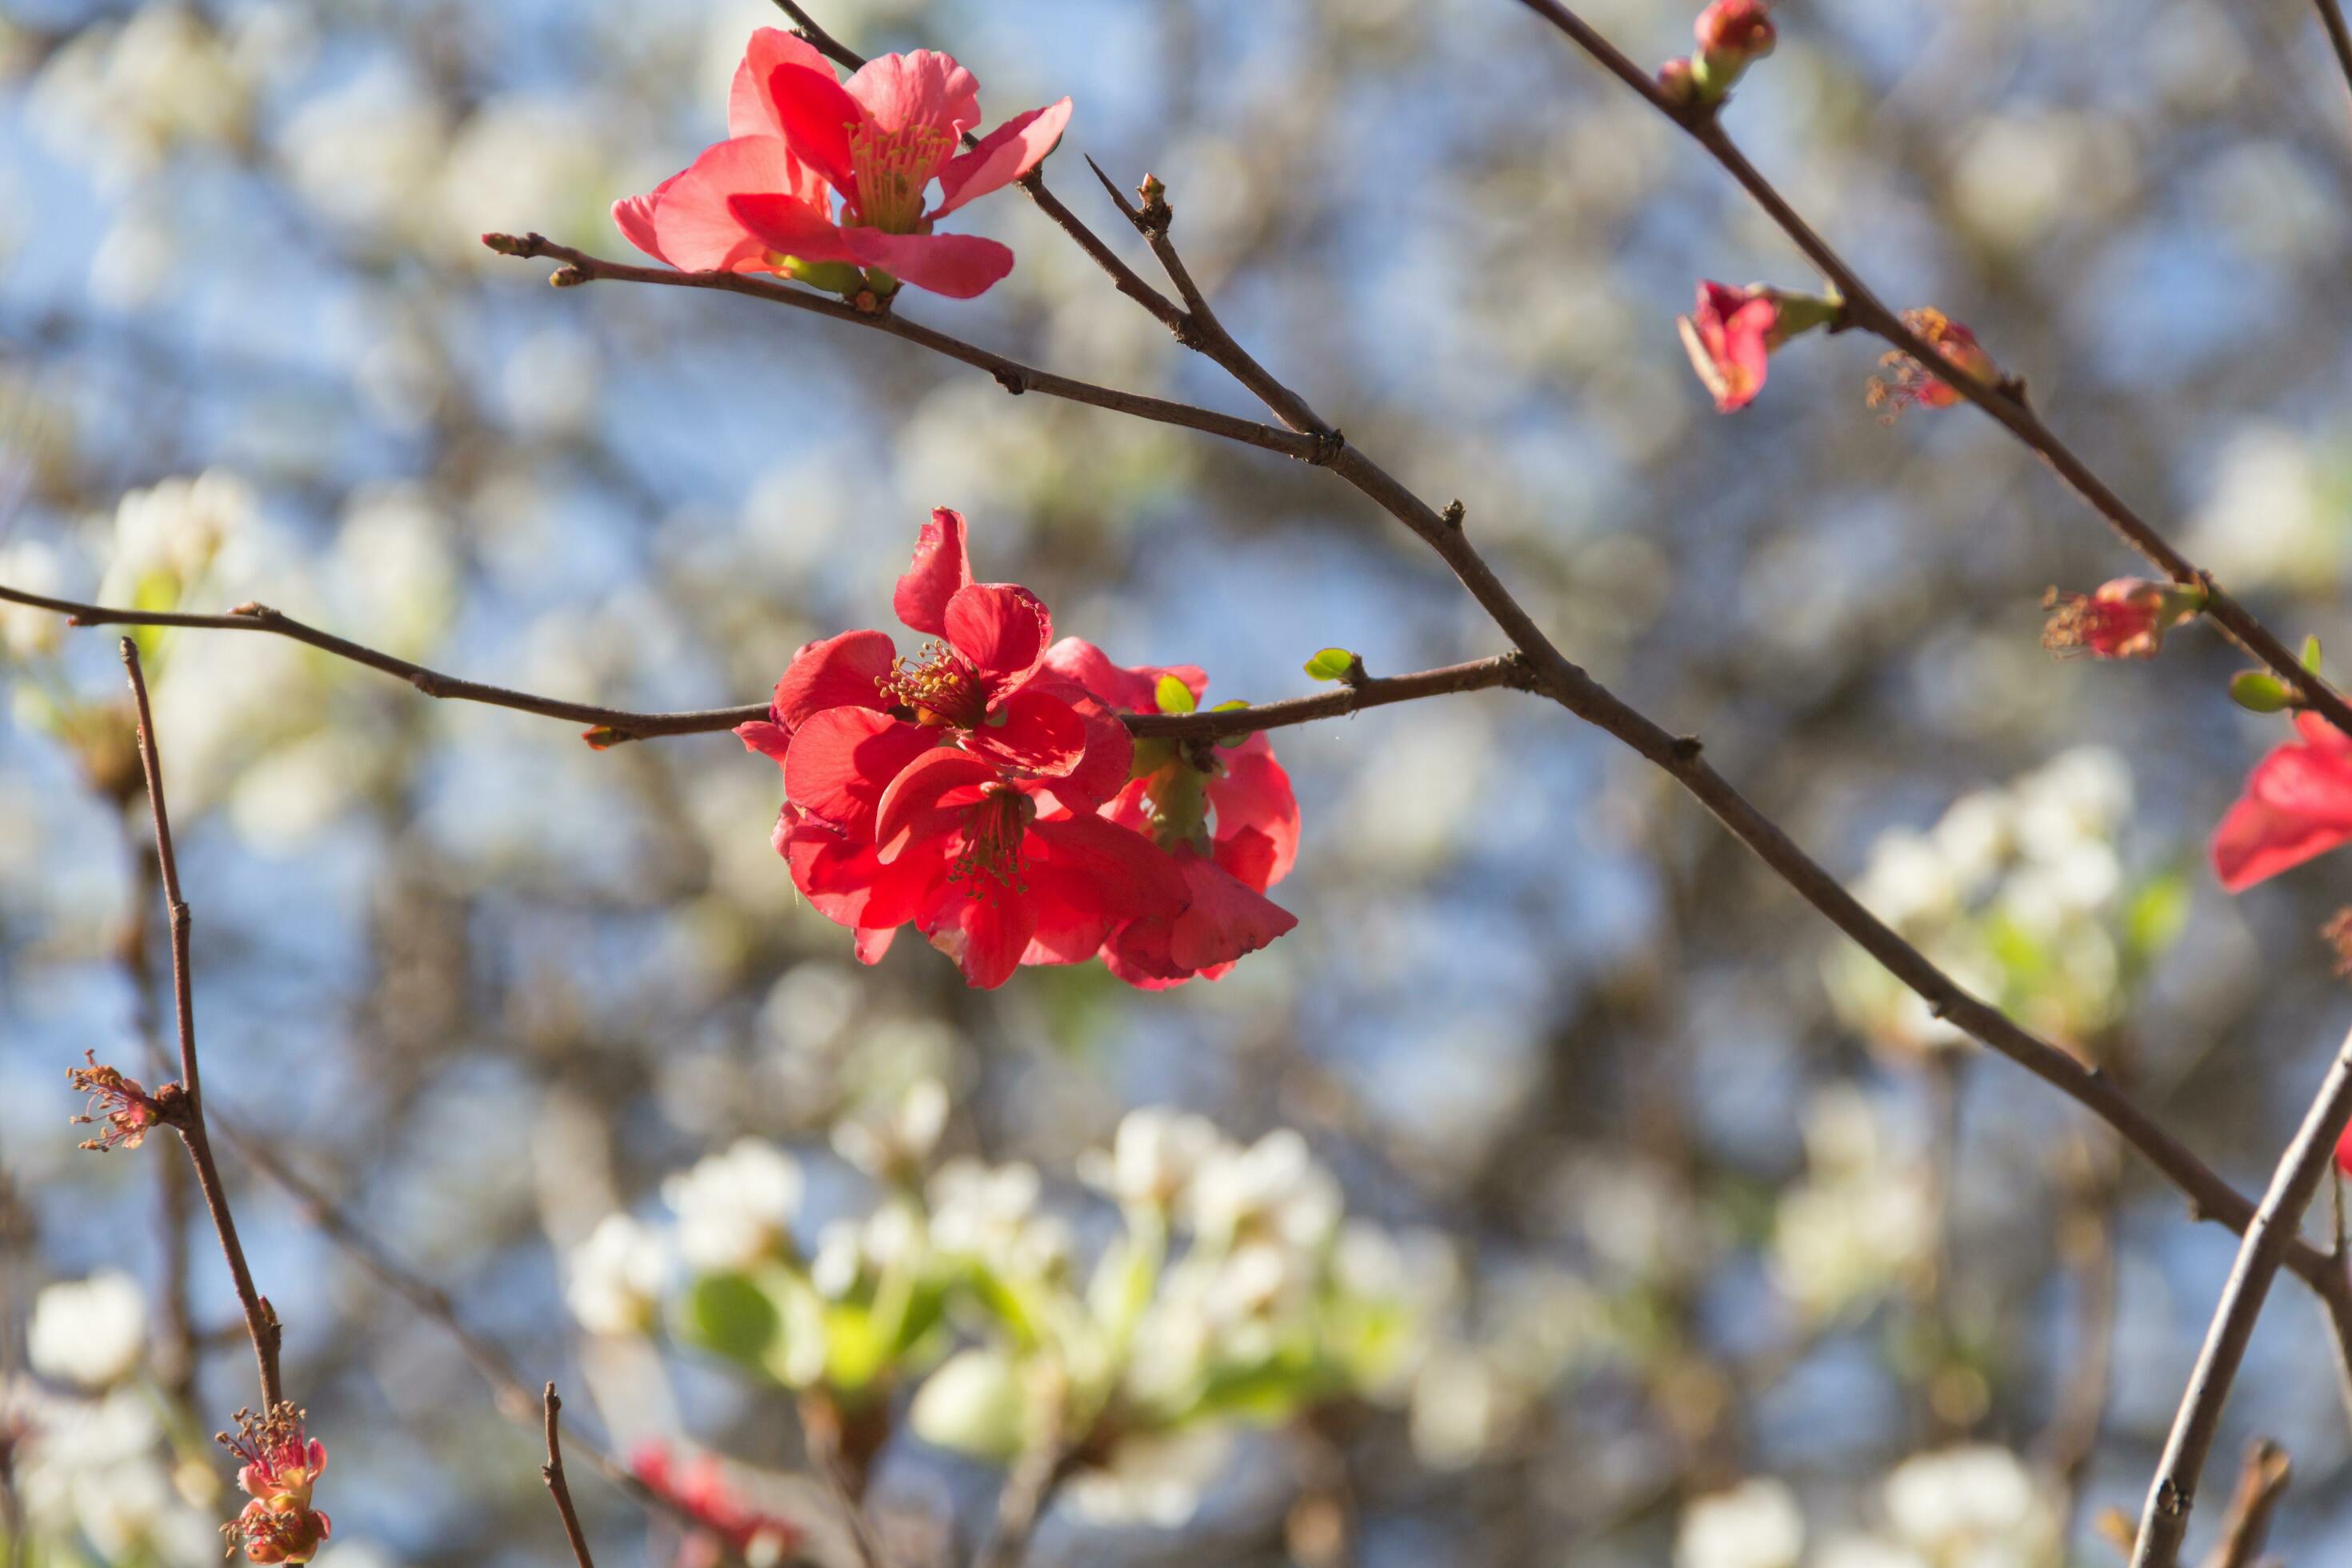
615 31 1070 300
734 508 1298 988
1676 1446 2058 1568
565 1088 1456 1530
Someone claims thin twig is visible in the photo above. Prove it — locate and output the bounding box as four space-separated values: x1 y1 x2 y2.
974 1443 1078 1568
542 1384 599 1568
2314 0 2352 131
2130 1026 2352 1566
0 586 1531 746
482 233 1321 464
120 638 283 1410
2195 1439 2291 1568
1509 0 2352 739
2042 1126 2122 1538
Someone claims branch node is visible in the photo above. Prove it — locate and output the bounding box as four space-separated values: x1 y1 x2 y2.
1308 428 1346 467
1442 500 1466 531
550 266 589 289
1137 172 1172 234
1668 734 1704 763
991 366 1030 395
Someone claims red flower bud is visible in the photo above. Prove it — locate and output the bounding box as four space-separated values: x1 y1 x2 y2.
1866 307 1999 417
2041 579 2205 660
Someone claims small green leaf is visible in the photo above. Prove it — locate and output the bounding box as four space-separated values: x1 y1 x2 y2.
2124 870 2192 964
1303 647 1358 682
2305 635 2325 674
679 1271 781 1369
2230 671 2292 713
1210 698 1253 750
1154 674 1197 714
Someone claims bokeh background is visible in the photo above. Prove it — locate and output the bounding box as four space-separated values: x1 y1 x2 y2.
6 0 2352 1562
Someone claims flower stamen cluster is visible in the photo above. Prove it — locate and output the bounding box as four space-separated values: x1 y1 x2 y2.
66 1052 176 1151
218 1404 330 1564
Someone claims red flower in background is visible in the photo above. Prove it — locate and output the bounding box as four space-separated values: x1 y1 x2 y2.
2042 578 2204 660
1679 282 1779 413
2212 713 2352 892
616 33 1068 298
1867 308 1999 416
634 1443 802 1568
1043 640 1300 987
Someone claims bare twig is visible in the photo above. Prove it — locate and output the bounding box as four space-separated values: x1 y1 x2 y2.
120 638 284 1410
542 1385 599 1568
0 585 1532 746
1508 0 2352 740
2130 1026 2352 1566
2314 0 2352 132
974 1442 1078 1568
2042 1127 2122 1538
481 233 1320 464
2195 1439 2291 1568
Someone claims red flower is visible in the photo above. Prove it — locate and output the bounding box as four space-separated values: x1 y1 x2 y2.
1867 308 1999 416
66 1052 170 1151
617 34 1069 299
1678 282 1779 414
633 1442 802 1564
2212 713 2352 892
1042 639 1301 987
730 46 1071 298
867 747 1189 989
2042 578 2204 660
220 1406 330 1566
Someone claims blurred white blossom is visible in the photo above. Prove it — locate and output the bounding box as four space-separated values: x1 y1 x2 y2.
1675 1478 1804 1568
566 1213 669 1336
28 1271 146 1389
662 1138 803 1272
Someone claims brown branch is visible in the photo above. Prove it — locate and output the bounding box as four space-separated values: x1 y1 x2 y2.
482 234 1318 463
974 1442 1078 1568
2314 0 2352 133
542 1384 599 1568
2042 1125 2122 1538
120 638 284 1410
0 585 1530 746
1510 0 2352 739
2129 1026 2352 1566
2195 1439 2291 1568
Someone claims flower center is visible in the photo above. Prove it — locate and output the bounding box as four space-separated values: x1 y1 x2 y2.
848 123 956 234
950 786 1035 897
882 640 986 729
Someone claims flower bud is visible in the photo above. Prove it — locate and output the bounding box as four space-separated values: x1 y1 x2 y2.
1690 0 1776 100
2040 579 2205 660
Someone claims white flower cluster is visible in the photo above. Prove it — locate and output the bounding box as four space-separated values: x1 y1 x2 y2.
1827 748 2157 1056
27 1271 148 1389
1768 1087 1936 1322
1674 1446 2059 1568
28 7 266 183
96 470 253 609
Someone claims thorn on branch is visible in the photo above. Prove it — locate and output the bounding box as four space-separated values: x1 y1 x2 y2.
1084 154 1148 230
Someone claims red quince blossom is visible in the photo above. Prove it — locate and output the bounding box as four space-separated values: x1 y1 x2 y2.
2212 713 2352 892
1679 282 1778 413
220 1405 330 1565
1867 308 1999 416
616 32 1069 299
738 511 1147 978
2042 578 2205 660
1677 282 1840 413
634 1442 802 1567
1042 640 1302 988
66 1051 170 1151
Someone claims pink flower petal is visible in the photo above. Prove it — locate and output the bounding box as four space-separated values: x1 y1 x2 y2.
894 507 974 636
942 582 1052 695
730 28 835 154
2212 718 2352 891
725 188 858 268
784 707 939 836
874 746 1002 860
844 49 980 138
923 886 1036 989
657 138 834 273
1038 637 1206 714
934 99 1073 218
1167 852 1296 972
963 685 1090 778
763 62 866 196
774 628 897 730
1207 742 1299 887
840 227 1016 298
612 174 681 266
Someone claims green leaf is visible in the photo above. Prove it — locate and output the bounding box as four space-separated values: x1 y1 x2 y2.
679 1271 781 1369
2306 635 2326 674
1210 698 1253 750
1302 647 1358 682
2124 870 2192 964
2230 671 2293 713
909 1348 1028 1462
1154 674 1197 714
